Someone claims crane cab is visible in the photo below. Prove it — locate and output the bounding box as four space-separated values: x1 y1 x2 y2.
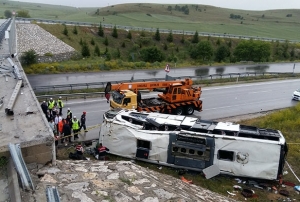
110 90 138 110
158 83 201 103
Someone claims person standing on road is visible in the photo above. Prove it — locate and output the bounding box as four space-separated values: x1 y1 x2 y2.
66 108 72 119
41 101 48 115
79 112 88 132
58 118 65 143
54 114 60 135
63 120 72 145
57 96 64 116
48 98 55 115
72 116 80 140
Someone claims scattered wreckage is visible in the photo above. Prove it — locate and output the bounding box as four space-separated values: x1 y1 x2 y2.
99 109 288 180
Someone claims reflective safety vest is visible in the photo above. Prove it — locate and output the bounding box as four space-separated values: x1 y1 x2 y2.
72 119 79 130
57 99 64 108
48 100 55 109
67 111 72 116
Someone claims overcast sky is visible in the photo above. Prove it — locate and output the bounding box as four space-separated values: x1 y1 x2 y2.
14 0 300 11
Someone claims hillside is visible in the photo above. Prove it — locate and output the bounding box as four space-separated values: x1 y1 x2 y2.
1 0 300 40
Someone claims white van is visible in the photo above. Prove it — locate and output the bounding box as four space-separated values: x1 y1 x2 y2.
292 89 300 100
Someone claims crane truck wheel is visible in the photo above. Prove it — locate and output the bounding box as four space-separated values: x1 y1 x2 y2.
185 105 194 115
174 107 184 115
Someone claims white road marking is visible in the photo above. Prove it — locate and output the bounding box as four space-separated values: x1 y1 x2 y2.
248 90 272 94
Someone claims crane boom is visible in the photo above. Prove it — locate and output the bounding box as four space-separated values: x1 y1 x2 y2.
110 78 193 92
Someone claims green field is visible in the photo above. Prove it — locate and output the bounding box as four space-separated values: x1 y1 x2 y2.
1 0 300 40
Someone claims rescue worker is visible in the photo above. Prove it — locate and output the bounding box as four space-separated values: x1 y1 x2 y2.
58 118 65 143
95 143 109 160
57 96 64 116
54 114 60 135
75 142 85 160
48 98 55 115
79 111 88 132
47 111 53 122
66 114 72 128
63 120 72 145
41 101 48 115
66 108 72 119
72 116 80 140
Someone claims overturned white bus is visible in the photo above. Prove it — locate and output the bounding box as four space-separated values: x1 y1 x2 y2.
99 109 288 180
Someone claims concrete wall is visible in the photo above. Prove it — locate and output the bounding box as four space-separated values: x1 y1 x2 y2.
0 142 53 165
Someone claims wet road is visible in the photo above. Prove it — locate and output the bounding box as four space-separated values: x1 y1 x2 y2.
64 79 300 141
28 63 300 87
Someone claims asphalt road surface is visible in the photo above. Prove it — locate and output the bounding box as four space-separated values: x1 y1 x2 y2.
60 79 299 142
28 63 300 88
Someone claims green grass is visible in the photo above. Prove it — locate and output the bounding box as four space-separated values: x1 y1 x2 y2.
1 0 300 40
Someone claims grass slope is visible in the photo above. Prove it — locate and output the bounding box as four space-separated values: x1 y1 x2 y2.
1 1 300 40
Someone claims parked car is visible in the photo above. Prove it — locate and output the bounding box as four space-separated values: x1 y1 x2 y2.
292 89 300 100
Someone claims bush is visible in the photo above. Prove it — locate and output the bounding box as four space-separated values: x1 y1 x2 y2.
21 49 37 66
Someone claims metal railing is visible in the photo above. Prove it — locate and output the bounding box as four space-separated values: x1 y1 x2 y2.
32 71 296 93
46 186 60 202
0 18 11 42
15 17 299 43
8 143 35 191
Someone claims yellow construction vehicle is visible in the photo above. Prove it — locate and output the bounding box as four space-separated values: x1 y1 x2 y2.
105 78 202 115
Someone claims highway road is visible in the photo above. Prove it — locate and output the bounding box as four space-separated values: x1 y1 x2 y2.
61 79 300 142
27 63 300 88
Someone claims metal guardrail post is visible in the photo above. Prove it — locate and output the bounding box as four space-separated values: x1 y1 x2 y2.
8 143 35 191
46 186 61 202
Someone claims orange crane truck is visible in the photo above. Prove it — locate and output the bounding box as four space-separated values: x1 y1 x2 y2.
105 78 202 115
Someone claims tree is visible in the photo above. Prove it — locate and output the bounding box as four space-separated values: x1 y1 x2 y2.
215 45 231 62
4 10 12 18
90 38 95 45
190 41 214 61
180 34 185 43
140 46 164 62
17 10 30 18
116 48 121 58
154 28 160 41
167 31 173 42
140 30 146 37
79 38 83 46
127 31 132 39
81 41 90 57
72 26 78 35
20 49 37 66
63 25 68 36
98 23 104 37
112 25 118 38
234 40 271 62
103 36 108 46
192 31 199 43
94 44 100 56
163 43 168 50
121 41 126 48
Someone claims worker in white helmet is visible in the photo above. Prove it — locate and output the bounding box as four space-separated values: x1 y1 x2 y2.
72 115 80 140
48 98 55 115
57 96 64 116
